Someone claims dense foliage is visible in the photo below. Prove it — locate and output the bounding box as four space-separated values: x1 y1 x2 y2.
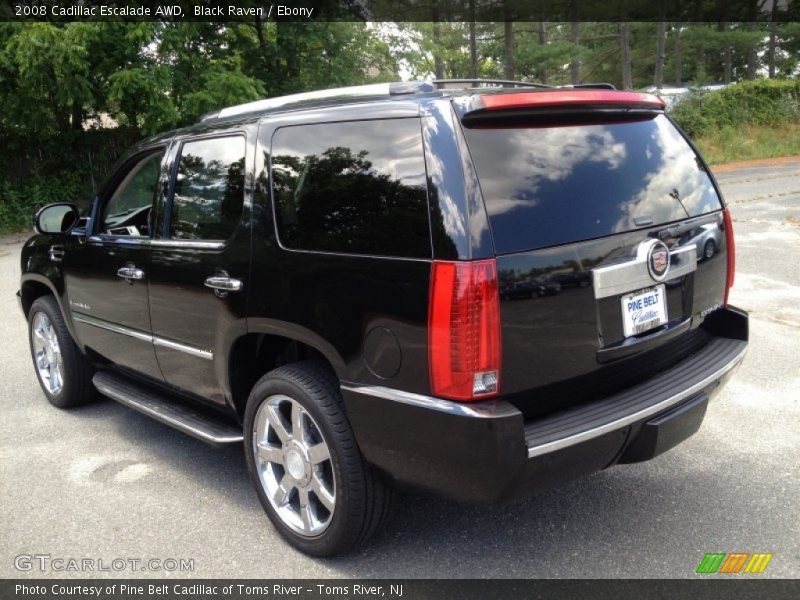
670 78 800 137
0 21 396 232
1 19 798 233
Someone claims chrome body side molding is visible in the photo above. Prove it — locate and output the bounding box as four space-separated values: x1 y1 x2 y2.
73 314 213 360
87 236 225 251
339 384 520 419
152 337 213 361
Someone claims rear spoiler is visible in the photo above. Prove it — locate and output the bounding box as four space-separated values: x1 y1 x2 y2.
459 90 665 122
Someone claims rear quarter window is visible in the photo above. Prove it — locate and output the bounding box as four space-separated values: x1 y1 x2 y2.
463 114 723 254
171 135 246 241
270 118 431 258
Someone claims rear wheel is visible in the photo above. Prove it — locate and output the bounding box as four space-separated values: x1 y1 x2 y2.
704 239 716 259
243 361 392 556
28 296 95 408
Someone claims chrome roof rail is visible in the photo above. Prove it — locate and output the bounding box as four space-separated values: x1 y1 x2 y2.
563 83 617 90
432 79 552 89
201 81 435 122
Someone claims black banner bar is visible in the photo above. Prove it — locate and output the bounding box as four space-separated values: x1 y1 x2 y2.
2 0 799 23
2 579 800 600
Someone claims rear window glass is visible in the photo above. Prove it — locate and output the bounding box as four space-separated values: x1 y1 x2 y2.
171 136 245 241
271 118 430 257
463 114 722 254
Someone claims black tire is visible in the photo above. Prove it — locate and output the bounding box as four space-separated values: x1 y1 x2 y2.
28 296 96 408
704 239 716 260
243 360 392 556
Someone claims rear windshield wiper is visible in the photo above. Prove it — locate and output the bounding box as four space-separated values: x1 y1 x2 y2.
656 213 720 240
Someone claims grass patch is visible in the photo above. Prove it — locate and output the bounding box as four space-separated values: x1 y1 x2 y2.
692 123 800 165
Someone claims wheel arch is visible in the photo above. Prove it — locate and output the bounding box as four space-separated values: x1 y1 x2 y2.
20 274 81 347
20 277 55 318
226 319 347 420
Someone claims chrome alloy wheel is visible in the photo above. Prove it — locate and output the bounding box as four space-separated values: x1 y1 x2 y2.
253 394 336 536
31 312 64 395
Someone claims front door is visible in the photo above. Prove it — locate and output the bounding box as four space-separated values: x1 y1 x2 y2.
147 131 251 406
64 148 168 380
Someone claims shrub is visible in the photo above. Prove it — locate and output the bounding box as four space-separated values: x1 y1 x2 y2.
0 127 137 234
670 78 800 138
0 172 86 233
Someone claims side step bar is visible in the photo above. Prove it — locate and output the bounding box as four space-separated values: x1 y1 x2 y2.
93 371 243 446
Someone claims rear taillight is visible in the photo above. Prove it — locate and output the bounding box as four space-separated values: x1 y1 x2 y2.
723 208 735 306
428 260 501 401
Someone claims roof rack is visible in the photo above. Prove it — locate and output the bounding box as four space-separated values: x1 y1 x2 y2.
563 83 617 90
202 81 435 121
200 79 618 123
433 78 551 89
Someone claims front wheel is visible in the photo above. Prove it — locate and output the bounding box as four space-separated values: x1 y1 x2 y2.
28 296 96 408
243 361 392 556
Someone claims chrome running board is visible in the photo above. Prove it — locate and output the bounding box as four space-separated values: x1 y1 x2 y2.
93 371 243 446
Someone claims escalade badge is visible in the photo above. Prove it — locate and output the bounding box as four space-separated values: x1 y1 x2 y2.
648 240 670 281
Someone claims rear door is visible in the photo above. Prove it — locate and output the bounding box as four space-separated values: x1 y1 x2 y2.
459 106 728 415
147 129 252 407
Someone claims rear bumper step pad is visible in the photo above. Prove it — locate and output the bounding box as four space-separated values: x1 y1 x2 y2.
524 335 747 458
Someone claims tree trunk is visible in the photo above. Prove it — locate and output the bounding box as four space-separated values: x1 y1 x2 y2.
570 2 581 85
620 22 633 90
251 17 274 85
768 0 778 77
432 15 445 80
743 0 759 80
125 109 139 136
504 21 515 80
723 43 733 84
655 20 667 88
746 21 758 80
720 21 732 84
694 0 706 82
674 22 682 86
71 101 83 132
538 21 548 84
275 23 301 89
718 0 733 84
468 18 478 78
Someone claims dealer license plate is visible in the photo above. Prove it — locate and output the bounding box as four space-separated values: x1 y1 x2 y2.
621 285 668 337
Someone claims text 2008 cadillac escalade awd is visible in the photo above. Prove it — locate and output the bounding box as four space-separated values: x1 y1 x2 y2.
19 80 747 556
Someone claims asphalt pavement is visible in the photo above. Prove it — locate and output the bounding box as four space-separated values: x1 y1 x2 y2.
1 158 798 579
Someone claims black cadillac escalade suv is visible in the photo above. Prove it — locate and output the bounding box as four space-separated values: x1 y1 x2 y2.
19 80 748 556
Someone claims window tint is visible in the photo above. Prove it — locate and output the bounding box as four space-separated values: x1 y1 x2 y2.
103 151 164 237
271 119 430 257
463 114 723 254
171 136 245 241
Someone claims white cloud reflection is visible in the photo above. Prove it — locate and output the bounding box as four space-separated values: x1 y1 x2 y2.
464 115 722 252
468 126 627 216
612 117 719 232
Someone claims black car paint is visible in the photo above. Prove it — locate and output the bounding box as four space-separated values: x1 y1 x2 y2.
19 90 746 503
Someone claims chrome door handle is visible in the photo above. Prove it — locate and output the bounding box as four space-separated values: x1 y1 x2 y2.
117 266 145 281
49 245 65 262
204 273 243 296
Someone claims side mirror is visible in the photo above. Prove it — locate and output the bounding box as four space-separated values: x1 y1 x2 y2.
34 203 80 235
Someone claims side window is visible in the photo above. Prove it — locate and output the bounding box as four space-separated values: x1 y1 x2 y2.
271 118 431 258
170 136 246 241
102 150 165 237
